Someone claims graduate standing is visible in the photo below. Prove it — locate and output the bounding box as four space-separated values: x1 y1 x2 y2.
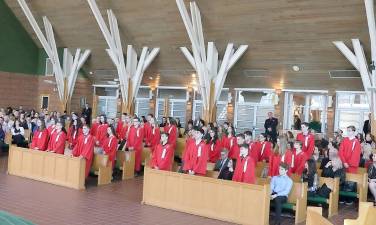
207 128 222 163
46 122 66 154
291 141 307 176
256 133 272 162
148 117 161 152
95 115 109 147
102 126 118 168
72 124 95 178
30 119 49 151
232 144 256 184
183 127 208 176
150 132 174 171
296 122 315 158
126 117 144 174
338 125 361 173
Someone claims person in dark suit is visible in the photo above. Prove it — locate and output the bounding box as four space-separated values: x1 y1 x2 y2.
214 148 234 180
264 112 278 143
363 113 371 135
81 103 92 125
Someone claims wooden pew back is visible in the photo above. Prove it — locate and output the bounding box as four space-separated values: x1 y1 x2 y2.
116 150 135 180
306 208 333 225
5 132 12 145
175 138 185 158
256 161 268 177
91 154 112 185
143 167 270 225
345 172 368 202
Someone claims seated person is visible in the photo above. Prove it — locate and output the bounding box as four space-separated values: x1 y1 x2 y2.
321 156 346 187
11 120 26 147
368 153 376 205
301 159 319 196
150 132 174 171
270 162 293 225
214 148 233 180
320 141 338 169
232 144 256 184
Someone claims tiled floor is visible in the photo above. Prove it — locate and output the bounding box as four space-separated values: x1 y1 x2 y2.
0 154 358 225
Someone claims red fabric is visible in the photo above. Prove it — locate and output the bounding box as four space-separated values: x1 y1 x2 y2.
150 143 174 171
126 126 144 171
281 149 294 176
291 151 307 175
268 153 281 176
95 124 108 146
90 122 99 136
30 129 49 151
47 125 56 136
143 122 152 145
115 121 123 137
182 137 194 163
338 137 361 173
226 136 237 159
166 125 177 150
232 156 256 184
48 131 67 154
72 134 95 177
102 136 118 168
149 127 161 151
296 133 315 158
256 141 272 162
183 140 208 175
67 127 83 148
207 139 222 163
248 142 258 163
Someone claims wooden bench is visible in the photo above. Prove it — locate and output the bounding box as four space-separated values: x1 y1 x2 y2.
90 154 112 185
115 150 135 180
4 132 12 145
141 147 152 166
339 173 368 203
142 167 271 225
8 146 85 189
307 177 339 217
256 161 268 177
344 202 376 225
306 207 333 225
357 167 367 174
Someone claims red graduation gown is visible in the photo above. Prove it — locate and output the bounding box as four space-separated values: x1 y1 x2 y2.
143 122 152 145
225 136 237 159
47 125 56 136
90 122 99 136
115 120 123 138
48 131 67 154
248 142 258 163
166 125 177 150
291 151 307 175
126 126 144 171
281 149 294 176
257 141 272 162
183 140 208 175
232 156 256 184
95 124 108 146
67 127 82 148
30 129 49 151
338 137 361 173
268 153 281 177
150 143 174 171
72 134 95 177
102 136 118 168
296 133 315 158
182 137 194 163
207 140 222 163
149 127 161 151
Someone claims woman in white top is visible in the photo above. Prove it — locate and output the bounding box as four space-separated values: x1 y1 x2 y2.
11 120 25 147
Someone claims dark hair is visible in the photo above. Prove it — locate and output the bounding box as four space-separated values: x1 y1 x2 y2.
147 113 154 118
100 115 107 124
280 162 290 170
329 141 338 149
244 130 252 137
193 126 204 135
294 140 303 148
306 159 317 175
301 122 309 127
236 133 245 139
227 125 235 137
239 143 249 149
206 128 218 144
260 133 267 139
347 125 356 132
38 119 46 131
108 125 117 138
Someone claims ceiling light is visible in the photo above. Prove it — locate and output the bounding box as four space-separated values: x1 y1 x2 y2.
192 73 196 78
89 71 93 75
149 76 153 80
292 66 300 72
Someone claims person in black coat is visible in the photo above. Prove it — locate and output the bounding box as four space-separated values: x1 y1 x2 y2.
81 103 92 125
363 113 371 135
264 112 278 143
214 149 233 180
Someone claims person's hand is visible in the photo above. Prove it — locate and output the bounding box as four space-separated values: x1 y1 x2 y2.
50 151 55 153
271 194 277 200
129 147 134 151
325 161 332 168
79 155 84 159
344 163 349 168
155 166 159 170
268 128 272 132
34 147 39 150
96 140 99 145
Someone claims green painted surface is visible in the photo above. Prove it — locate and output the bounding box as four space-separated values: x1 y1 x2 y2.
0 0 40 74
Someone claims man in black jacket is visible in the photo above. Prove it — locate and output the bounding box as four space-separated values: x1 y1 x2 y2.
264 112 278 143
363 113 371 135
214 149 233 180
82 103 92 125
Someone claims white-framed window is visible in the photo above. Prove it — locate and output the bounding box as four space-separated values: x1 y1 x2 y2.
94 85 119 118
234 89 276 136
192 89 229 124
45 58 53 76
335 91 370 135
155 87 188 126
135 86 151 117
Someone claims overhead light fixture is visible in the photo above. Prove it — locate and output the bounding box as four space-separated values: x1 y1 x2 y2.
192 73 196 78
292 65 300 72
89 71 94 75
149 76 153 80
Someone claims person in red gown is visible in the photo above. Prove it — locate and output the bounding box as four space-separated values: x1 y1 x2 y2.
296 122 315 158
116 113 127 137
151 132 174 171
269 136 288 177
280 135 294 176
67 119 82 149
232 143 256 184
102 126 118 168
223 126 236 158
291 141 307 175
183 127 208 175
148 117 161 152
95 115 109 147
338 125 361 173
30 119 49 151
47 117 56 136
46 122 66 154
164 117 178 151
207 128 222 162
244 130 258 162
256 133 272 162
90 117 100 136
182 129 195 170
72 124 95 178
126 117 144 174
143 114 154 146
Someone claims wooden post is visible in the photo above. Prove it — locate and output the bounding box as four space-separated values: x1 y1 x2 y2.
164 97 169 117
92 94 98 119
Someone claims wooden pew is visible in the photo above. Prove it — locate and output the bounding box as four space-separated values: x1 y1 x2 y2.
23 129 31 142
307 177 339 218
344 202 376 225
306 207 333 225
4 132 12 145
256 161 268 177
8 146 85 190
115 150 135 180
142 147 152 166
142 167 271 225
90 154 112 185
175 138 185 159
205 162 219 178
339 173 368 203
357 167 367 174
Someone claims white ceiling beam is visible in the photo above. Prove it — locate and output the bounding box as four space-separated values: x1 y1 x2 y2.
214 43 234 102
333 41 360 71
180 47 196 70
353 39 372 102
227 45 249 71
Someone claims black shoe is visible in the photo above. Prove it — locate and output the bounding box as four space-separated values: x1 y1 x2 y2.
345 201 354 206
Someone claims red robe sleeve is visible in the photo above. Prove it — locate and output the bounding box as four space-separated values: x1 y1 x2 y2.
192 143 208 175
81 135 95 177
116 121 123 137
243 157 256 184
259 142 272 162
167 125 177 150
103 136 118 168
208 140 222 163
268 154 281 177
143 122 152 145
150 127 161 151
53 132 67 154
182 138 194 164
229 143 240 160
90 123 99 136
293 152 307 175
248 142 258 163
31 129 49 151
152 144 173 171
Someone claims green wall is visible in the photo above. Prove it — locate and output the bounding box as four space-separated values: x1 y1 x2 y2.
0 0 41 74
